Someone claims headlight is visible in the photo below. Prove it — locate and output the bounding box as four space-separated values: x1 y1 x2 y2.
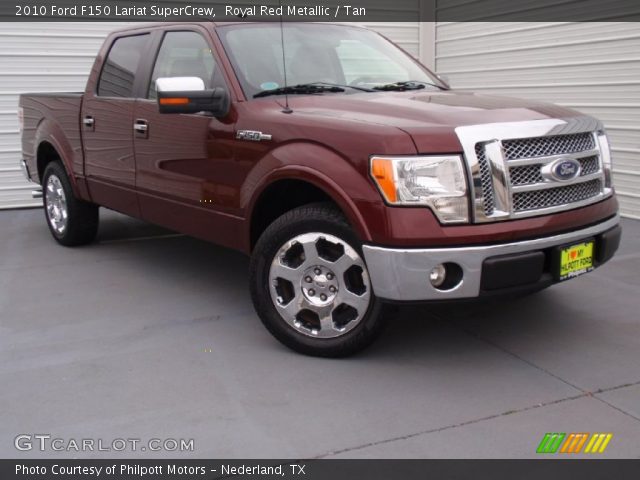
596 130 613 189
370 155 469 223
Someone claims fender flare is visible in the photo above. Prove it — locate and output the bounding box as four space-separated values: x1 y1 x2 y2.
243 143 377 249
34 118 81 196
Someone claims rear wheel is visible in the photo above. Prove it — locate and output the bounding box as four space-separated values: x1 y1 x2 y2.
42 161 99 246
250 203 385 357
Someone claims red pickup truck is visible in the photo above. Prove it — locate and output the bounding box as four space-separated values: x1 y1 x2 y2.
19 22 621 357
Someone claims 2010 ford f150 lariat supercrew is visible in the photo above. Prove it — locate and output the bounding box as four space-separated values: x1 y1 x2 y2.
19 22 621 357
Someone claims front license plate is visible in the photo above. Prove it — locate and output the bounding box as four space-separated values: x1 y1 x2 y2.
559 241 594 281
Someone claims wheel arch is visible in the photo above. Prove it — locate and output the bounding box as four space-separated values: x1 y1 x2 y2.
36 141 63 181
33 119 83 197
246 170 372 252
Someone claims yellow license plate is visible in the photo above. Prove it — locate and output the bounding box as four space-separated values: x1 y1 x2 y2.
559 241 594 280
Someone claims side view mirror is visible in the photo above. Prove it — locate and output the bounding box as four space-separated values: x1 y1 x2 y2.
156 77 230 118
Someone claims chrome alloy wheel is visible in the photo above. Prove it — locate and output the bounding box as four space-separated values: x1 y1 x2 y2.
268 232 372 338
45 174 68 235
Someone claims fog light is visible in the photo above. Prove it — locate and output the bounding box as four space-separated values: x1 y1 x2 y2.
429 264 447 287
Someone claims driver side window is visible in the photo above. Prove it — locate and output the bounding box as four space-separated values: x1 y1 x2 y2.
148 31 223 100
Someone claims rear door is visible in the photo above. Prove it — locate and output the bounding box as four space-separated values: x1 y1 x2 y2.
81 33 150 216
132 27 240 248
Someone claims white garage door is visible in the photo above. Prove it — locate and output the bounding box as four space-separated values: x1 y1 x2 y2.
435 22 640 219
0 21 421 210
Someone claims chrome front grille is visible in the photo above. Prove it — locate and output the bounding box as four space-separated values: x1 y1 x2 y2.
455 118 612 223
475 144 495 216
502 133 595 161
579 155 600 176
513 179 602 212
509 155 601 187
510 164 544 186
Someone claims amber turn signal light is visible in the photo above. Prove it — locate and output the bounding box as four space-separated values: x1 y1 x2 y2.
370 157 397 203
159 97 190 105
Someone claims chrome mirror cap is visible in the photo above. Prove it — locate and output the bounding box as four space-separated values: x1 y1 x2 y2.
156 77 205 93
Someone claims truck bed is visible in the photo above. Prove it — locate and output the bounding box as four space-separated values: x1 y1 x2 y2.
19 92 84 184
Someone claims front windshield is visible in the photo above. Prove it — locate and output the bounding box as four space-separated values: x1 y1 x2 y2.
216 23 445 98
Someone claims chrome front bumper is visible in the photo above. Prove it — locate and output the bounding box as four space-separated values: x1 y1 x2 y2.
362 215 620 301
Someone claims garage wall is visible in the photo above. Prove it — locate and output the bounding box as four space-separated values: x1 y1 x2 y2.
435 22 640 219
0 23 132 208
363 22 422 58
0 21 422 210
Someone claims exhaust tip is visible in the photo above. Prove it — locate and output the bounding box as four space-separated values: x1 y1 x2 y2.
31 189 43 199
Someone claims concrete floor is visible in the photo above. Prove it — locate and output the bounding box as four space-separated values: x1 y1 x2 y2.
1 208 639 459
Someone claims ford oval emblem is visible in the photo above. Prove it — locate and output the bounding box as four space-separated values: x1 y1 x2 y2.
542 157 582 182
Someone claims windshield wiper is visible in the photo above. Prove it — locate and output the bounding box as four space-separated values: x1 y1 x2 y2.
373 80 448 92
309 82 376 93
253 84 345 98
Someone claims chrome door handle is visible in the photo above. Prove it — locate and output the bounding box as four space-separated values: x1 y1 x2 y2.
83 116 94 127
133 123 148 133
134 119 149 138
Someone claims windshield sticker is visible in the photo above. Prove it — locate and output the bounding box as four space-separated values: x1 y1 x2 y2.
260 82 279 91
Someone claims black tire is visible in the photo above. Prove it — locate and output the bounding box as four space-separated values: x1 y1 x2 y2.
249 202 386 357
42 161 99 246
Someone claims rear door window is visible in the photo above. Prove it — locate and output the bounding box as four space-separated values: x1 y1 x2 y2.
97 34 150 98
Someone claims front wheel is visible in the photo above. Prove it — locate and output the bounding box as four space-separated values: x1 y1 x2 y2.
249 203 385 357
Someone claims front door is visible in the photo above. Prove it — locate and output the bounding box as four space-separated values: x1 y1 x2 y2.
82 33 151 216
133 28 240 248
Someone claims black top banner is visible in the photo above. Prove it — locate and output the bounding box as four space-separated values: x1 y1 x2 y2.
4 0 640 22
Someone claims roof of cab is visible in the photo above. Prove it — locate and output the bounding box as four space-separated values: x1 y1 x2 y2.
107 21 368 34
107 21 215 33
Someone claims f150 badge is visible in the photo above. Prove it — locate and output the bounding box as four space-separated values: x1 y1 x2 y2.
236 130 272 142
542 157 582 182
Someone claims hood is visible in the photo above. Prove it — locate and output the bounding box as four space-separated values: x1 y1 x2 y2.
286 90 585 152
